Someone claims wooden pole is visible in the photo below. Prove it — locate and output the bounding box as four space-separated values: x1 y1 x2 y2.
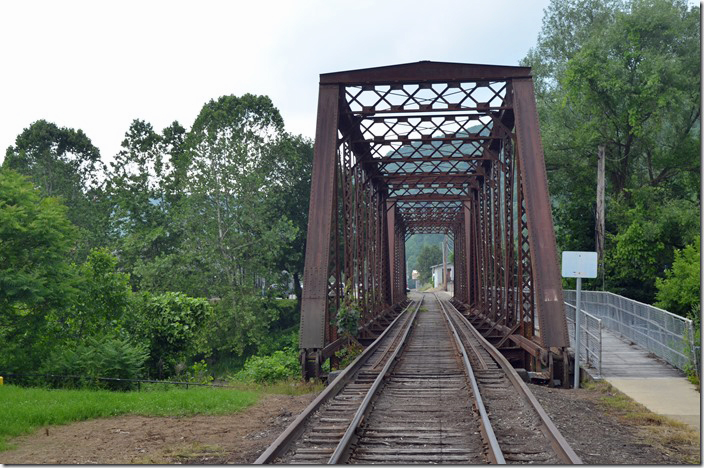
596 145 605 289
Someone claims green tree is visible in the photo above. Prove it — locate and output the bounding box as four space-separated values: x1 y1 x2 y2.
561 0 700 196
266 134 314 307
175 94 296 297
0 169 77 371
406 234 445 284
3 120 109 257
142 94 301 369
415 244 443 285
523 0 700 300
55 249 132 342
107 119 187 289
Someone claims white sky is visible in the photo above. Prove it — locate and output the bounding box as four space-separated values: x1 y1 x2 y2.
0 0 554 162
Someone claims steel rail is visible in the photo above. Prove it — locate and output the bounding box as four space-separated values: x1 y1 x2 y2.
447 310 491 371
253 299 419 464
327 297 423 464
440 295 583 464
434 293 505 464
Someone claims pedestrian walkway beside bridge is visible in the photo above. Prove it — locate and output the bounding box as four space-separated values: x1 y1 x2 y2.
564 290 700 429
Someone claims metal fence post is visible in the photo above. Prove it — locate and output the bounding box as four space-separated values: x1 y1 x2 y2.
574 277 582 389
689 320 699 378
598 320 602 377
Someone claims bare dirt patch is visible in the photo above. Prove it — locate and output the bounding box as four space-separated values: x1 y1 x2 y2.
0 392 316 465
529 382 701 465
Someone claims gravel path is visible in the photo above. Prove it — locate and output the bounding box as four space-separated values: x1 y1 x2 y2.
529 383 699 464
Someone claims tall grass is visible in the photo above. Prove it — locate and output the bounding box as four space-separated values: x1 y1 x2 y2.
0 385 259 452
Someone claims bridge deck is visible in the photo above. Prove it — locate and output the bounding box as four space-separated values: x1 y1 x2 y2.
594 328 700 430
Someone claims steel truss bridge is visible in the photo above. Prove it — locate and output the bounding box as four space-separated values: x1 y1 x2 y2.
299 61 570 383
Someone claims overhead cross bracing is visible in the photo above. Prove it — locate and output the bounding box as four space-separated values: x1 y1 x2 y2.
299 61 570 382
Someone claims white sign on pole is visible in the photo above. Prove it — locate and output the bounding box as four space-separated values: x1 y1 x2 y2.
561 251 598 278
561 251 598 390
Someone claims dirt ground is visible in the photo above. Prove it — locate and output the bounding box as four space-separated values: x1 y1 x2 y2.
0 393 316 465
1 382 699 465
529 383 701 465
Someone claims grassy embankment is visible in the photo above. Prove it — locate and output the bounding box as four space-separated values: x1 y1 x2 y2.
0 380 321 452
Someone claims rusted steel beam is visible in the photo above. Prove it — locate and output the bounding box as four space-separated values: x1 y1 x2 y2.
388 195 472 202
300 84 341 350
512 78 569 348
320 60 532 85
380 174 483 184
377 156 496 165
386 201 397 304
357 135 505 145
463 201 473 306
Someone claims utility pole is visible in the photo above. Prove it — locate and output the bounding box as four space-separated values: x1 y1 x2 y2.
442 236 448 291
596 145 605 290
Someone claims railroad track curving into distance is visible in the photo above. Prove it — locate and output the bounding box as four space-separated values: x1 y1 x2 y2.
255 292 581 464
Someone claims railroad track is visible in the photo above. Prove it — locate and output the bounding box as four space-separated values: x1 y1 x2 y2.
255 292 581 464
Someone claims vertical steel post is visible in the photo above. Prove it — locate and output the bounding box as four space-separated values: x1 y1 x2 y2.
299 84 340 354
386 201 396 304
463 201 473 306
512 78 569 348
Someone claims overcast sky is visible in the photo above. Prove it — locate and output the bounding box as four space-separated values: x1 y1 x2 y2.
0 0 555 162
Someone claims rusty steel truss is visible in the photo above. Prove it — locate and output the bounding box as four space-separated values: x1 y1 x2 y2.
299 61 570 381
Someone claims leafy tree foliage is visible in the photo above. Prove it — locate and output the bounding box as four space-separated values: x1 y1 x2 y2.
4 120 103 198
266 134 314 306
145 94 295 299
416 244 443 285
0 93 334 383
107 119 187 290
3 120 109 257
0 169 77 371
40 336 148 390
59 249 132 341
523 0 700 303
128 292 213 378
0 169 76 308
405 234 445 283
234 347 299 383
655 236 700 318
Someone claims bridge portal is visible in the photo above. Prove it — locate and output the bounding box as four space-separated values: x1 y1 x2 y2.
299 61 570 382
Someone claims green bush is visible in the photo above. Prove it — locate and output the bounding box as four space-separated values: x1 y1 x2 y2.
128 291 213 379
333 342 363 370
335 279 361 337
40 336 148 390
233 347 299 383
185 359 214 385
655 236 701 317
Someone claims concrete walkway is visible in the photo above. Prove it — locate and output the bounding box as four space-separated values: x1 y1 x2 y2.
592 327 701 430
